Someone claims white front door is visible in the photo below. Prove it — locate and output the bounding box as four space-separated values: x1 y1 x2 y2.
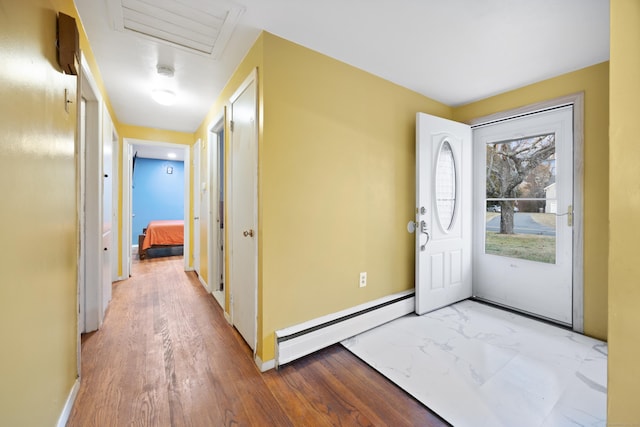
415 113 472 314
193 139 201 275
472 106 574 325
230 71 258 350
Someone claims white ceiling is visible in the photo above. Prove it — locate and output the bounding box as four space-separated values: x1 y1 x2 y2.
74 0 610 134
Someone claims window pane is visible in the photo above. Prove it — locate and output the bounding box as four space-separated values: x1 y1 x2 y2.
435 141 456 231
484 134 557 264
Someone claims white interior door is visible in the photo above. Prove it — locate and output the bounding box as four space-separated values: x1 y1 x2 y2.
111 127 119 282
230 71 258 350
415 113 472 315
101 106 113 318
472 106 574 325
80 57 103 333
193 139 201 274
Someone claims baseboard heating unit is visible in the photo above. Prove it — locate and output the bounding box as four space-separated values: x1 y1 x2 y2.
275 290 415 368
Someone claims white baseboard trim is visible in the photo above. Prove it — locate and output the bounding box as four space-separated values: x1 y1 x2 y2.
224 311 232 324
275 290 415 367
57 378 80 427
255 355 276 372
198 275 210 292
212 290 225 310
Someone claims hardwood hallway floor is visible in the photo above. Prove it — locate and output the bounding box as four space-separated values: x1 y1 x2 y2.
67 256 447 427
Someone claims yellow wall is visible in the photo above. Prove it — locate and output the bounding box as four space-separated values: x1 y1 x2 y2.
0 0 78 424
258 34 452 361
608 0 640 421
453 62 610 341
0 1 124 423
194 33 451 361
192 36 611 366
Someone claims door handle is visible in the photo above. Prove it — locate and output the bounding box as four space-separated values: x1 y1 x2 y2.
243 229 254 237
420 220 430 251
555 204 573 227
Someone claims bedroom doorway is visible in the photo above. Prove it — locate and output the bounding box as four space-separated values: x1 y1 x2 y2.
209 116 225 309
121 139 191 277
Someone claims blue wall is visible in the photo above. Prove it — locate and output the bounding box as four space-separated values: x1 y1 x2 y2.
132 158 184 241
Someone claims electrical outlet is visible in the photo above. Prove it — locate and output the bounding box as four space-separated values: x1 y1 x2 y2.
359 272 367 288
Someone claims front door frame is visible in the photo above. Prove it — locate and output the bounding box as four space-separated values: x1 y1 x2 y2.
468 93 585 332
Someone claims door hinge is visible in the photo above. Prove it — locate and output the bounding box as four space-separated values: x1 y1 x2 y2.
567 204 573 227
230 120 234 132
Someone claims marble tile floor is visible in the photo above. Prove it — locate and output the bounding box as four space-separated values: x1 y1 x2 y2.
342 300 607 427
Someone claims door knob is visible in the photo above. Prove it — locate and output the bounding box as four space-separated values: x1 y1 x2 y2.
243 229 254 237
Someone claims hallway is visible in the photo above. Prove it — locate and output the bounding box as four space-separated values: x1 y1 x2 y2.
67 257 446 426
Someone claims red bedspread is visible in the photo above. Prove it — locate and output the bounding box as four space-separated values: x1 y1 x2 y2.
142 220 184 250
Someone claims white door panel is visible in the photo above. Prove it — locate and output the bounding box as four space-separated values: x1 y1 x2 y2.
415 113 472 315
102 106 113 315
230 71 258 350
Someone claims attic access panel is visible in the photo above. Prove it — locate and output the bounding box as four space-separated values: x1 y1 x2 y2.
107 0 244 58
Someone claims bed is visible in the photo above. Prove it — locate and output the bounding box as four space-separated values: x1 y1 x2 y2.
139 220 184 259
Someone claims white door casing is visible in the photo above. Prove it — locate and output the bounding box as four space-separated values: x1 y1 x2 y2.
209 116 225 309
415 113 472 315
78 96 87 336
202 138 210 290
193 139 202 276
472 106 574 325
79 53 104 334
229 69 258 351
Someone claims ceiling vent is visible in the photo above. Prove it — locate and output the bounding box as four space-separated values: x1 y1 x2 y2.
107 0 244 59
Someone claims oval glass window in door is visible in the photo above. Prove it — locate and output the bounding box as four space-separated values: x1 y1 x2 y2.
435 140 457 231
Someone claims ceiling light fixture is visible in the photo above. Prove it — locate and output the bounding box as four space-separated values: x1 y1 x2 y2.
151 89 176 105
156 65 174 78
151 64 177 105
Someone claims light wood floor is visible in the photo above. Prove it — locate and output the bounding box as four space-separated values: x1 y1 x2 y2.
68 256 448 426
